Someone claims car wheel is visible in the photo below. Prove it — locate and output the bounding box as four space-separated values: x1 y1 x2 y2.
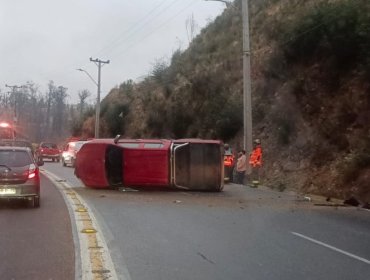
33 196 40 208
52 158 55 162
57 158 60 162
62 159 66 167
28 196 40 208
71 158 75 168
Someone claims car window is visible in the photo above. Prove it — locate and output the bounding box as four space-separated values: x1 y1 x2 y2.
75 142 85 151
41 143 57 149
143 143 164 149
0 150 32 167
118 143 140 148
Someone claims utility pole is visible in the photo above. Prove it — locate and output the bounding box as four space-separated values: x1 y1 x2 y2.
205 0 253 173
89 57 110 138
242 0 253 174
5 84 24 124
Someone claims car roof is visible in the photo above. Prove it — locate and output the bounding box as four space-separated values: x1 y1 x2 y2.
0 140 32 147
0 146 31 151
68 140 87 145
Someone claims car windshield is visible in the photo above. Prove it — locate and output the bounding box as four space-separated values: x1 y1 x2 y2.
75 142 85 151
41 143 57 149
0 150 32 167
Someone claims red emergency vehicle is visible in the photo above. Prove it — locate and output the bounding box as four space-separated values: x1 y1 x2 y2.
0 122 16 140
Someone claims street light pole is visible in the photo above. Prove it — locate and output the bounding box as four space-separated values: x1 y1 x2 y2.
89 58 110 139
77 68 98 87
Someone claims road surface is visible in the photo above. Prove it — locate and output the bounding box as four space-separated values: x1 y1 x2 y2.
41 161 370 280
0 173 75 280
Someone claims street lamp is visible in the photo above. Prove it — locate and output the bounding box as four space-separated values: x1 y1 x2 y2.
77 68 98 86
77 68 99 138
77 58 109 139
205 0 253 173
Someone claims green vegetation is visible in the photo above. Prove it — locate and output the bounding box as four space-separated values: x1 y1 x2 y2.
280 0 370 73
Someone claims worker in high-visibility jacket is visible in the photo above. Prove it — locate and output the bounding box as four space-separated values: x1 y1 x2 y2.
223 143 235 182
249 139 262 186
249 139 262 167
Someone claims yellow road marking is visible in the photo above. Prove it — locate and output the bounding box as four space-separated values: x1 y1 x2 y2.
41 170 118 279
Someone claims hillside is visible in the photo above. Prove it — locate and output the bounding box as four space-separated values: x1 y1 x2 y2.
79 0 370 202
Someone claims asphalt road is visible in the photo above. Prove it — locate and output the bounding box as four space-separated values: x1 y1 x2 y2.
43 161 370 280
0 171 75 280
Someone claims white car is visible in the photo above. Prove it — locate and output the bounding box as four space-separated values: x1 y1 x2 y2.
61 141 87 167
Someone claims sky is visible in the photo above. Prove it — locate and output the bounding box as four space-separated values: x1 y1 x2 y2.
0 0 225 104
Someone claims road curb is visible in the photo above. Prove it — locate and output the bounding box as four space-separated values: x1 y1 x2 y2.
42 170 120 280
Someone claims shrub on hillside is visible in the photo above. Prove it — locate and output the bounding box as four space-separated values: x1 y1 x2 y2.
281 0 370 72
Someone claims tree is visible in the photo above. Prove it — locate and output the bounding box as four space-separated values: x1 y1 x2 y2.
185 13 198 43
52 86 68 137
78 89 91 117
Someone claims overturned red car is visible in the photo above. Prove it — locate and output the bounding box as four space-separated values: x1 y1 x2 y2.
74 136 224 191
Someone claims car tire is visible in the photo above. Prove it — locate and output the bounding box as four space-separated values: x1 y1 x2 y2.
71 158 75 168
28 196 40 208
62 159 66 167
57 158 60 162
33 196 40 208
52 158 55 162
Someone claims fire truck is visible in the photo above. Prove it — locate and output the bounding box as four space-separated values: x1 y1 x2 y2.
0 121 34 154
0 122 16 140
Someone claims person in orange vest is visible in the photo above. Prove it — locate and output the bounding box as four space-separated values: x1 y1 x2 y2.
249 139 262 167
223 143 235 182
249 139 262 185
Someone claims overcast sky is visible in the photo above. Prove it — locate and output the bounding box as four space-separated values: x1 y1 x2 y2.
0 0 225 103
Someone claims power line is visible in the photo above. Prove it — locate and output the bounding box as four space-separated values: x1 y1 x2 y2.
108 0 198 61
92 0 170 58
92 0 183 60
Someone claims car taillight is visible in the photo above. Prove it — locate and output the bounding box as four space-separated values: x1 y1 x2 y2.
28 164 38 179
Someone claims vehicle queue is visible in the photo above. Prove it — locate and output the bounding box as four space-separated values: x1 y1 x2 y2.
1 122 226 208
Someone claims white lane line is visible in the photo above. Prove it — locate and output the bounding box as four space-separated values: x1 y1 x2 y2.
291 232 370 265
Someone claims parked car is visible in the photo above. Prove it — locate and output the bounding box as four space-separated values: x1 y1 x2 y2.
0 146 44 207
36 142 61 162
61 140 87 167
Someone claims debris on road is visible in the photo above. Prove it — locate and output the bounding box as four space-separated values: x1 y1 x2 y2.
343 197 360 207
118 187 138 192
313 203 346 207
173 200 182 203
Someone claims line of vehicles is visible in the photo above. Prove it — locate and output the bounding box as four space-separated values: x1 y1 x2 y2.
1 121 227 208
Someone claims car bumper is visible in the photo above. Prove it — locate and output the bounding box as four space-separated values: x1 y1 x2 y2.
62 156 75 164
40 154 60 159
0 184 40 198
